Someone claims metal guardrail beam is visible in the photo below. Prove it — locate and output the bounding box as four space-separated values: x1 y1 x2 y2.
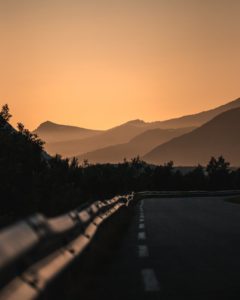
0 193 135 300
2 190 235 299
136 190 240 198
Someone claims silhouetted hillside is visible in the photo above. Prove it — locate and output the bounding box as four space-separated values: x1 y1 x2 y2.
45 119 162 157
152 97 240 129
40 97 240 158
34 121 102 143
144 108 240 166
77 127 194 163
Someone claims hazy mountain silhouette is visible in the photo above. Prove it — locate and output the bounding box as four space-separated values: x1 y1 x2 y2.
76 127 194 163
34 121 102 143
144 107 240 166
152 97 240 128
45 119 165 157
38 97 240 158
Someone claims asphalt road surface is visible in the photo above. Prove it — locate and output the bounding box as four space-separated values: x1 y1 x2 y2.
79 197 240 300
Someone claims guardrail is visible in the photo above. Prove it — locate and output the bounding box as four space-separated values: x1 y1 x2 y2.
0 193 135 300
136 190 240 199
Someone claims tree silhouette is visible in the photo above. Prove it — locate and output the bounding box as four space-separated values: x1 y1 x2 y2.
207 156 230 175
17 122 45 149
185 165 206 190
0 104 12 123
206 156 231 189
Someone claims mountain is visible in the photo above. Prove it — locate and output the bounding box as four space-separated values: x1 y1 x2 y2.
151 97 240 129
76 127 195 163
34 121 102 143
38 97 240 158
144 107 240 166
45 119 162 157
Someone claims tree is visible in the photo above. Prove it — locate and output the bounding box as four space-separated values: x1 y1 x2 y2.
207 156 230 175
17 122 24 133
82 159 90 168
206 156 231 189
185 165 206 190
70 157 79 169
0 104 12 124
17 122 45 149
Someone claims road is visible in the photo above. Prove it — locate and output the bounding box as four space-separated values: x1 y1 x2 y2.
75 196 240 300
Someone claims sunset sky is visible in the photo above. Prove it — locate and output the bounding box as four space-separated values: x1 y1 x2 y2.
0 0 239 130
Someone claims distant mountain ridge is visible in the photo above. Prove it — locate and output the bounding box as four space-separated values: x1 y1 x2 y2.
76 127 195 163
45 119 162 157
151 97 240 128
35 97 240 159
34 121 102 143
144 107 240 166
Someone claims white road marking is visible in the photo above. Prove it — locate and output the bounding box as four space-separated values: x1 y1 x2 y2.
138 245 149 258
138 231 146 240
141 269 160 292
139 223 145 229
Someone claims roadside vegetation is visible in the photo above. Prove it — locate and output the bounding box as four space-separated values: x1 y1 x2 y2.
1 104 240 227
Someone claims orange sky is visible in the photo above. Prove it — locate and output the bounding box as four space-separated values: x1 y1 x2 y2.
0 0 239 130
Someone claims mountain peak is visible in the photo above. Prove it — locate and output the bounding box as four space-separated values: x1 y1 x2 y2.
42 121 55 125
34 121 102 144
126 119 146 125
35 121 58 131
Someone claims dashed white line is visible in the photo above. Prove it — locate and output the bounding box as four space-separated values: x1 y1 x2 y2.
138 231 146 240
138 202 160 292
138 245 149 258
141 269 160 292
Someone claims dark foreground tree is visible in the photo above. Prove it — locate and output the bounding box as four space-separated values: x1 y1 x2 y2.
0 104 12 123
206 156 231 189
